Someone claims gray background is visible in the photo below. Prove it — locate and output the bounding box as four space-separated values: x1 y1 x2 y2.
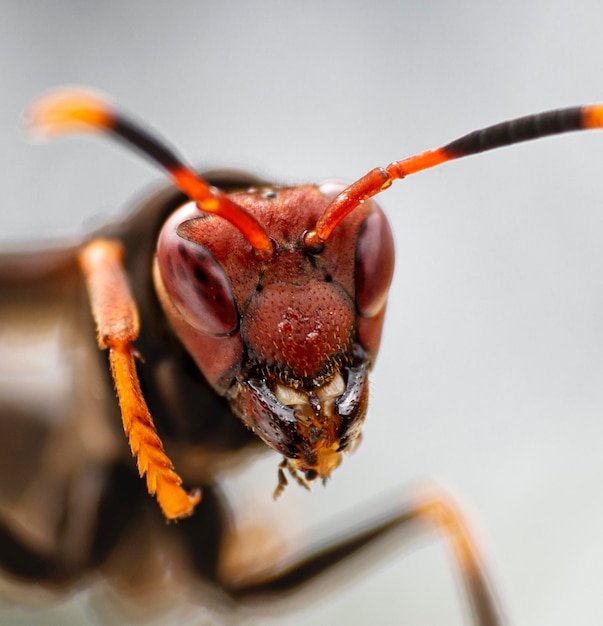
2 1 603 624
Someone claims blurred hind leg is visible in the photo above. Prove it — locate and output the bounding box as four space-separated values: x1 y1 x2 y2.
219 485 505 626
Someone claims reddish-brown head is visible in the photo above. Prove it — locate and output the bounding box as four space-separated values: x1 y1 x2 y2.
154 181 395 483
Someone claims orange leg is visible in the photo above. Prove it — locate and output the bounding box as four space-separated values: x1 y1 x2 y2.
223 486 504 626
78 239 200 520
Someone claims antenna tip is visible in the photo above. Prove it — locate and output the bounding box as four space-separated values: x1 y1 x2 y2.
24 86 113 140
583 104 603 129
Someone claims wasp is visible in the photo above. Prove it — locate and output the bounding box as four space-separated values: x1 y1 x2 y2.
0 88 601 624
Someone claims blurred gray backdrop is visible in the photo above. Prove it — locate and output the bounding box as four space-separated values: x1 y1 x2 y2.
2 1 603 625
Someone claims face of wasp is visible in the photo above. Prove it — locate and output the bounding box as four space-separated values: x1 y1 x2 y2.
154 182 395 483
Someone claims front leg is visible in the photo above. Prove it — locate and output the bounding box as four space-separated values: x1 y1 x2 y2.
78 239 200 520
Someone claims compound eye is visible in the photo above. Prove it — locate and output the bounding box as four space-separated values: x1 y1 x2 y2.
355 208 395 318
157 222 238 335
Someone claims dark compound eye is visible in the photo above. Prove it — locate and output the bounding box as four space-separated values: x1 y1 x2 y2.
157 224 238 336
354 209 395 318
